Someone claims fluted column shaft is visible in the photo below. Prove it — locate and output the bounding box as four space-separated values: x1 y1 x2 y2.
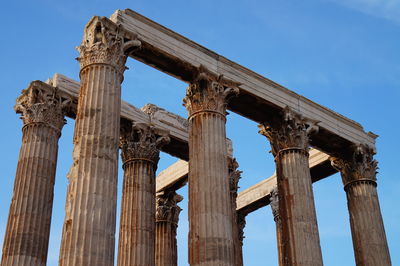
2 84 67 266
155 192 182 266
119 161 155 266
276 149 322 265
117 122 169 266
228 158 242 266
259 107 323 265
59 18 127 266
270 187 284 266
331 146 391 266
184 72 238 266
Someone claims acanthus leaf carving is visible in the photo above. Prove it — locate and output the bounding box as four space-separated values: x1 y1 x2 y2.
228 157 242 196
14 81 71 132
77 17 128 76
330 144 378 188
156 191 183 226
259 106 319 156
270 186 281 224
120 121 170 165
183 70 239 117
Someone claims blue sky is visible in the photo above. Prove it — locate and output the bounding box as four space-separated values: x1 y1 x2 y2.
0 0 399 265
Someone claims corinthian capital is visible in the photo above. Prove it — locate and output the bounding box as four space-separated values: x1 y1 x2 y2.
270 186 280 224
156 191 183 225
120 121 170 165
77 17 131 75
330 144 378 188
14 81 71 132
183 69 239 117
258 107 319 156
228 157 242 195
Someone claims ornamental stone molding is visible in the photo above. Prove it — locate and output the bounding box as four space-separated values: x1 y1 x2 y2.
330 144 378 189
229 157 242 195
77 17 139 76
120 121 170 165
156 191 183 225
270 186 280 224
183 69 239 117
258 106 319 156
14 82 71 132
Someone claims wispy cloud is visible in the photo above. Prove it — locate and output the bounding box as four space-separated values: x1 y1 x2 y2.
327 0 400 25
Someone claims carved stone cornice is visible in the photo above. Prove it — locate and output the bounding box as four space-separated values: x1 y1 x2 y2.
258 107 319 156
330 144 378 190
237 212 247 246
228 157 242 196
183 70 239 118
270 186 281 224
14 82 70 133
77 17 130 76
156 191 183 226
120 122 170 166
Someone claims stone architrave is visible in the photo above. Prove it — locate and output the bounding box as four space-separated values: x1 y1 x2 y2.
259 107 323 266
1 83 69 266
228 158 243 266
118 122 170 266
155 191 183 266
270 186 284 266
183 70 239 266
59 17 135 266
330 146 391 266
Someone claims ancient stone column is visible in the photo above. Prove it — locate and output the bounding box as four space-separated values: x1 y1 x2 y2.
228 158 243 266
1 82 69 266
59 17 130 266
183 71 238 266
331 145 391 266
236 212 247 265
259 107 323 265
270 186 284 266
117 122 170 266
155 191 183 266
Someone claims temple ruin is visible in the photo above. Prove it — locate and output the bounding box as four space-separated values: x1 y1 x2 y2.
1 9 391 266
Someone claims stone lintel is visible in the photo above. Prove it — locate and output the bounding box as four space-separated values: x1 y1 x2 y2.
42 74 336 197
236 149 335 215
156 148 336 215
109 8 376 157
46 73 189 160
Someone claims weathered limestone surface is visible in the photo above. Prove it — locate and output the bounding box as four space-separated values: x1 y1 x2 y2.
118 122 169 266
157 148 334 209
331 146 391 266
228 158 243 266
45 73 336 181
47 74 190 160
236 148 334 214
59 17 128 266
110 9 376 156
259 107 323 266
155 191 182 266
184 72 238 266
1 83 69 266
156 160 188 192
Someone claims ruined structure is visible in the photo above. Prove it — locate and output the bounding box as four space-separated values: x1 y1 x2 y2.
1 9 391 266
